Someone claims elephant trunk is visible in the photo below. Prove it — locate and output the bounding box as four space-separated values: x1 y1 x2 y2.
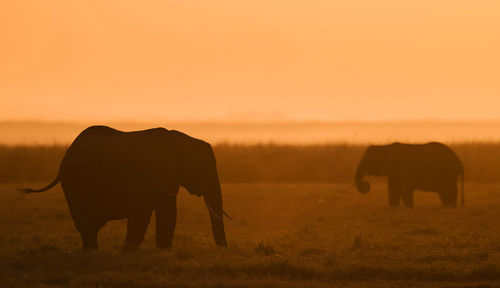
355 157 370 194
203 180 228 247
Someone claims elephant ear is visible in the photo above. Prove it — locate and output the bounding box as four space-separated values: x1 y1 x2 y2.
171 133 210 196
384 144 403 176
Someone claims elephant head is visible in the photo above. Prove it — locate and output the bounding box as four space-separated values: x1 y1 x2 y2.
176 136 228 247
355 145 391 194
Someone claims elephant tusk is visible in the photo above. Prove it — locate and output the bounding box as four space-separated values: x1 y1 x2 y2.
203 196 223 220
223 210 232 220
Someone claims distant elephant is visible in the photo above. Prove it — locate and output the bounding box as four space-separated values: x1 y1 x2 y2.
355 142 464 207
22 126 229 251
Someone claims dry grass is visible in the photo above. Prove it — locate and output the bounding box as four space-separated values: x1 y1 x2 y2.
0 182 499 287
2 142 500 183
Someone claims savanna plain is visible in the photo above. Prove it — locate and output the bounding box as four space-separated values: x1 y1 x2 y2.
0 144 499 287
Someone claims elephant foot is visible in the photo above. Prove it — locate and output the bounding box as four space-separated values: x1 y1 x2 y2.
156 241 173 250
122 245 140 253
215 239 228 247
82 245 98 252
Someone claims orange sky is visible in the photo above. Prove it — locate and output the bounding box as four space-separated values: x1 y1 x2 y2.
1 1 499 122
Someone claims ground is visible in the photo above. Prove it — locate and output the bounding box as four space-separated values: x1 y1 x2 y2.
0 182 499 287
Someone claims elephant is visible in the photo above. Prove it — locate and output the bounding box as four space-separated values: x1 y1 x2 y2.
21 125 229 251
355 142 464 207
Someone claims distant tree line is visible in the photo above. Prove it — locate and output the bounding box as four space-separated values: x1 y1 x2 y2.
1 143 500 183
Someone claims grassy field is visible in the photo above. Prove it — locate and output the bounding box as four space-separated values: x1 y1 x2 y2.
0 182 499 287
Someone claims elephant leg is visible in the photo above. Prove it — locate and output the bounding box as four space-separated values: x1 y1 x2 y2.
155 196 177 249
439 185 457 208
69 206 104 251
387 177 401 207
74 219 104 251
401 188 414 208
123 210 152 252
80 225 99 251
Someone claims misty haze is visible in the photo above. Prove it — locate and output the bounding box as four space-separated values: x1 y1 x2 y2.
3 121 500 145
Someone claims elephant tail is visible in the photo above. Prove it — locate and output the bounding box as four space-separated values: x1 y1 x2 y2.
18 174 60 194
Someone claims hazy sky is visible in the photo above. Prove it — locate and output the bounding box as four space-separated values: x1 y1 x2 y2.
1 1 499 122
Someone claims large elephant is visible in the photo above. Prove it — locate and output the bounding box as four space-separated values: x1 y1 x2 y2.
22 126 229 251
355 142 464 207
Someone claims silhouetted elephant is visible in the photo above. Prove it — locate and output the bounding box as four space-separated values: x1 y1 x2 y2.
355 142 464 207
22 126 229 251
